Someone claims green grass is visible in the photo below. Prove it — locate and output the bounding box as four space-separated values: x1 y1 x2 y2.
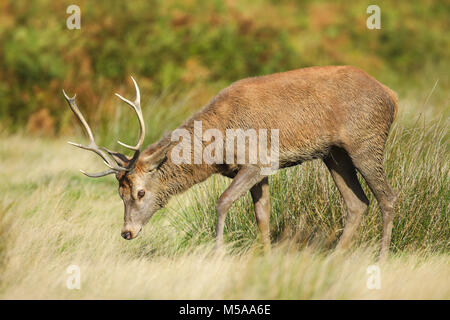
0 90 448 299
167 116 449 254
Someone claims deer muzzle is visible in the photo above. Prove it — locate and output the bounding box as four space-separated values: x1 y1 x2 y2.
121 225 142 240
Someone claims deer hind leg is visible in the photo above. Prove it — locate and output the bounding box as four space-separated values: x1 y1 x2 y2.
349 141 397 260
324 147 369 250
250 177 271 252
216 166 264 249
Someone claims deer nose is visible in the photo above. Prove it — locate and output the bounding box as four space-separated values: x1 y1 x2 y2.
121 231 132 240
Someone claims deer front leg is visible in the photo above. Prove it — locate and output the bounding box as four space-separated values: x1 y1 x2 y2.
250 177 271 252
216 166 264 249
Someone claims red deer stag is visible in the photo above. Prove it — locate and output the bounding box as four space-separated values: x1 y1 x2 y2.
64 66 398 258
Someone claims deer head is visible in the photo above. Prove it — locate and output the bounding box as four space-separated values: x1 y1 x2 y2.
63 77 170 240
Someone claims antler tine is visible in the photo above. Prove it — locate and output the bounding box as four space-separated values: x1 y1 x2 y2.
80 169 117 178
115 76 145 151
66 141 111 164
63 90 129 175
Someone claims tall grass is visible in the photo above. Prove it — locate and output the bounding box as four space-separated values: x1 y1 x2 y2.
167 116 449 254
0 93 448 299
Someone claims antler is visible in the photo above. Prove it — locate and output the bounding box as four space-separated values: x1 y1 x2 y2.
62 90 130 178
115 76 145 151
63 76 146 178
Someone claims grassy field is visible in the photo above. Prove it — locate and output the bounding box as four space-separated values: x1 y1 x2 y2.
0 0 448 300
0 89 448 299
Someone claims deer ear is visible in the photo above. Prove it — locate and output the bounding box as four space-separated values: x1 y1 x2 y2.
141 142 170 172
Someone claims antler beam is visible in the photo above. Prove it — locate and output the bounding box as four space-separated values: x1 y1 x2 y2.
62 90 129 177
115 76 145 151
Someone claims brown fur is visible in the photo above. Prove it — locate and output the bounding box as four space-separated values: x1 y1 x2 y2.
122 66 398 257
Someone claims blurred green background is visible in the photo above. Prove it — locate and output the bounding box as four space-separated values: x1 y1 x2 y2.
0 0 448 141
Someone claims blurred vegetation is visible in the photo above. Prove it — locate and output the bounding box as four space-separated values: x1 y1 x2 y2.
0 0 448 137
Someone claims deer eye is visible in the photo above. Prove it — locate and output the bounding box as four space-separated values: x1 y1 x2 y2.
137 190 145 199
